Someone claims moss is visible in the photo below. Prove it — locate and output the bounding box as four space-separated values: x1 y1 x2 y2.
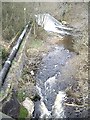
0 90 5 97
2 47 9 65
2 48 8 59
17 91 27 102
18 105 28 119
30 39 43 49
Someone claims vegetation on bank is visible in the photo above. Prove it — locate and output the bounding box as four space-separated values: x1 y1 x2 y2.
18 105 28 119
2 2 25 41
1 2 88 119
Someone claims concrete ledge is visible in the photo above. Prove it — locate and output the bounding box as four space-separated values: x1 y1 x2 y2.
0 112 14 120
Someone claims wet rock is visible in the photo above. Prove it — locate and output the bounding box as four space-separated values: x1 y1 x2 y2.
22 97 34 117
32 93 41 102
2 91 20 119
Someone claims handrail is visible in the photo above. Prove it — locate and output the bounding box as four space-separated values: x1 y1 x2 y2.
0 22 31 88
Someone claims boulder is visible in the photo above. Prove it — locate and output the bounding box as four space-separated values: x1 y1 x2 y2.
22 97 34 117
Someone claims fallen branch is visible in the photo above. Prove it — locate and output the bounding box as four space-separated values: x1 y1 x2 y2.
64 103 88 108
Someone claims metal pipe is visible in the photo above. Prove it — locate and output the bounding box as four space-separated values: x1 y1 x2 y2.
0 23 30 88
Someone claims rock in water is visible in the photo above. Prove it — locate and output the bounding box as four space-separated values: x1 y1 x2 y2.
2 91 20 119
22 97 34 117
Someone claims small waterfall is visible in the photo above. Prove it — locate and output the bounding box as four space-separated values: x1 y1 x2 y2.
34 80 67 119
33 86 66 119
33 85 51 119
33 100 51 119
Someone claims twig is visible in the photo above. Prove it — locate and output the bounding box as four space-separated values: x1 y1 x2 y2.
64 103 88 108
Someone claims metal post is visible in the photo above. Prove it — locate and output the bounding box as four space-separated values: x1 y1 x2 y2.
24 8 26 25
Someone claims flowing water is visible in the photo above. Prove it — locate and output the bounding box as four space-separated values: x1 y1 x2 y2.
33 35 81 119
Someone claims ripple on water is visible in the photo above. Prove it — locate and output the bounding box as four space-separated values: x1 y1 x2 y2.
35 45 76 111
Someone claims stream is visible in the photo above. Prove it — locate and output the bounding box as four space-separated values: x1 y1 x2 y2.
32 35 83 119
2 34 88 119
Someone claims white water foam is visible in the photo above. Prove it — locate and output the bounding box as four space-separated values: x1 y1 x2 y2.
52 91 66 118
44 75 57 92
39 100 51 118
35 85 51 118
35 13 73 36
36 77 66 118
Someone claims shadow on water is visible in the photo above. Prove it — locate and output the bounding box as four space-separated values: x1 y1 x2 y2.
61 35 75 52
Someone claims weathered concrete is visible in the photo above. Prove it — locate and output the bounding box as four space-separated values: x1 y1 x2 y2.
0 112 14 120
